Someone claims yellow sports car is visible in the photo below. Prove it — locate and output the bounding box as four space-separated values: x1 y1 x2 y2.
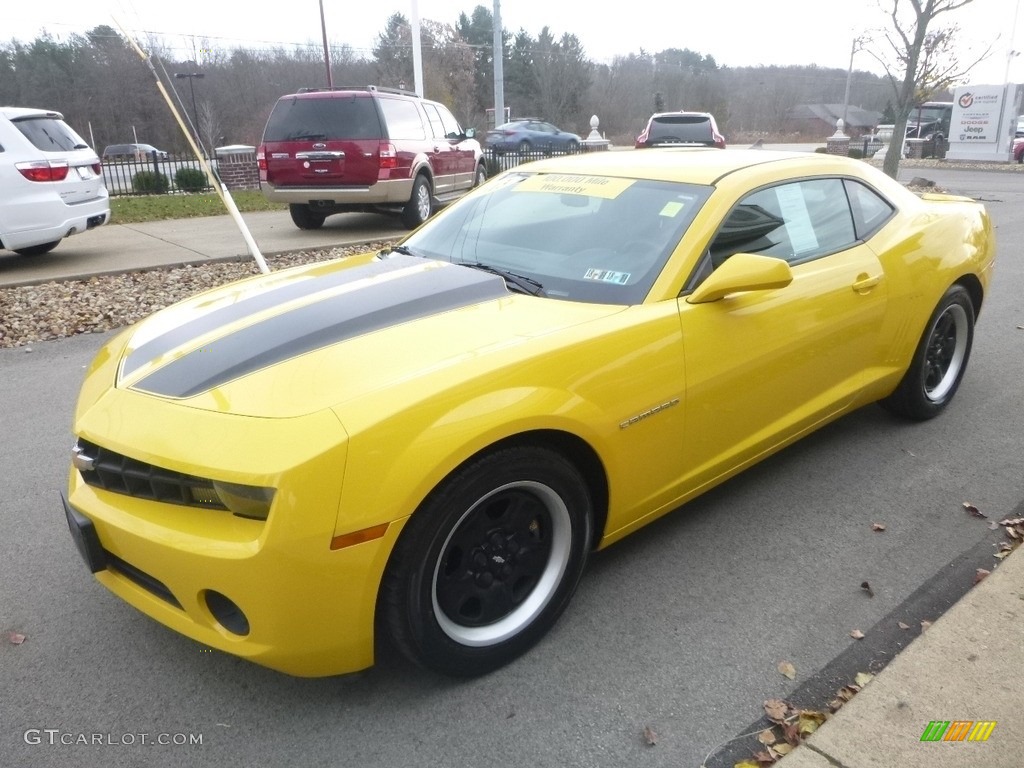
62 149 995 678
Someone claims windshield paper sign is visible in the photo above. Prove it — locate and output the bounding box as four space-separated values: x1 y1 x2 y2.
950 86 1003 144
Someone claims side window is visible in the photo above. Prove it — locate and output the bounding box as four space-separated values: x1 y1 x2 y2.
433 104 463 139
843 180 895 240
378 98 426 141
707 178 856 268
422 103 446 140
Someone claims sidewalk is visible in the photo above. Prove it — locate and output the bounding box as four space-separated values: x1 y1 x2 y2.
0 209 404 288
778 544 1022 768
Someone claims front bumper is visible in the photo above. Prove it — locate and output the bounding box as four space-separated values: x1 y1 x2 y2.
64 377 404 677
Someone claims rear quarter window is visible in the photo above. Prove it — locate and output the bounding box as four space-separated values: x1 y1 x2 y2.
262 96 382 141
378 98 426 140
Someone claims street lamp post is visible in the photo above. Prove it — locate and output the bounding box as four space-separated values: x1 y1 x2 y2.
174 72 205 149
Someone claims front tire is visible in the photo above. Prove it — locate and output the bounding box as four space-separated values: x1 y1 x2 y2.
881 285 975 421
289 204 326 230
378 446 592 677
473 163 487 188
401 174 433 229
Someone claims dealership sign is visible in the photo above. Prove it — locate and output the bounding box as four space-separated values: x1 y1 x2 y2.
949 86 1004 144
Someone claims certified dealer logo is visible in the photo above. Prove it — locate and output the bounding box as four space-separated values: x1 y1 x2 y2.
958 93 974 108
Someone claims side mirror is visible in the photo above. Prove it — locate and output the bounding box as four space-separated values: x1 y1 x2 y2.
465 128 476 139
686 253 793 304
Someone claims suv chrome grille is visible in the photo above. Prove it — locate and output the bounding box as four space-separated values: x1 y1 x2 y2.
73 439 227 510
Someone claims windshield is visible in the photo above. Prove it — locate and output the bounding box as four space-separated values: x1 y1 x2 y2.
402 171 712 305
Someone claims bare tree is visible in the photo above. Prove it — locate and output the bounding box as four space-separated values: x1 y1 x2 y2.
869 0 988 178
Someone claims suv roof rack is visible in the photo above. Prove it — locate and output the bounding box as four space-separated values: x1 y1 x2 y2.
295 85 415 96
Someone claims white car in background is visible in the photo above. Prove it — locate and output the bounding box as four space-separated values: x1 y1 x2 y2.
0 107 109 256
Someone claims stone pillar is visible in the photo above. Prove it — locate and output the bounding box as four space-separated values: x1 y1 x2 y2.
825 119 850 156
581 115 611 151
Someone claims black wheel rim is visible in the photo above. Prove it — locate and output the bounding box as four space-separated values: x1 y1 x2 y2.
923 303 968 401
431 481 571 647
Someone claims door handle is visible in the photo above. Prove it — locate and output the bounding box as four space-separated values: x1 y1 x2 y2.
852 273 881 293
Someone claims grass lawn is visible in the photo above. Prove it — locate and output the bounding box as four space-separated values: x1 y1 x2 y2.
110 191 287 224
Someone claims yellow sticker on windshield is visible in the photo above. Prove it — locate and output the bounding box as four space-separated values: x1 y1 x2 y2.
660 201 685 217
515 174 635 199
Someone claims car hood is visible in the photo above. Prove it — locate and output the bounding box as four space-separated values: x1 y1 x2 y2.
114 253 624 418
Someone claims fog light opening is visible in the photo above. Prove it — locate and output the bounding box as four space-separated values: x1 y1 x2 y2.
203 590 250 636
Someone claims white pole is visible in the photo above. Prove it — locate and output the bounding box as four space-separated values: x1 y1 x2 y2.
411 0 424 97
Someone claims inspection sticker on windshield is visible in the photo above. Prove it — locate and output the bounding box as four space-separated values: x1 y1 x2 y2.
516 174 634 199
583 268 630 284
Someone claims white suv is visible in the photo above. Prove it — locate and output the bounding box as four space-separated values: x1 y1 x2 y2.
0 107 110 256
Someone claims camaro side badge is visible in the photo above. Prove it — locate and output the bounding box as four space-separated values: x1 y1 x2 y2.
619 398 680 429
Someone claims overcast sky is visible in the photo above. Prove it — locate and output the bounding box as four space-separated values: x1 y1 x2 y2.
7 0 1022 87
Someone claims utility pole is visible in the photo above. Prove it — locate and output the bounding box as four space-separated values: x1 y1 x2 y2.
174 72 205 150
493 0 505 128
319 0 333 88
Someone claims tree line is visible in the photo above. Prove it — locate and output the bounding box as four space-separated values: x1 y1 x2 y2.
0 7 901 155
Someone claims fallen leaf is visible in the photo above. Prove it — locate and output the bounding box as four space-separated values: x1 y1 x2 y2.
854 672 874 687
764 699 789 722
751 750 777 765
756 728 777 745
920 620 933 631
828 698 845 712
963 502 986 518
780 722 801 746
898 621 910 630
772 742 794 756
642 725 657 746
860 581 874 597
798 710 827 736
994 549 1012 560
778 661 796 680
850 629 865 639
836 688 855 702
974 568 991 584
6 631 26 645
871 522 886 532
733 761 762 768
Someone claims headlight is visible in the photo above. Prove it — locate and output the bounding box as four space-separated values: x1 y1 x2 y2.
211 481 275 520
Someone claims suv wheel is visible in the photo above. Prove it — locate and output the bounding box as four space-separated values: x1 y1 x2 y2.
289 204 326 230
402 175 433 229
13 240 61 256
474 164 487 188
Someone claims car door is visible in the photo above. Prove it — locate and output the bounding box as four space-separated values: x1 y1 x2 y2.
422 103 456 194
433 103 476 190
677 177 890 489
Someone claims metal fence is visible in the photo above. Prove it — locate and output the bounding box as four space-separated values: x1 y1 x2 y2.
482 143 603 176
102 151 217 197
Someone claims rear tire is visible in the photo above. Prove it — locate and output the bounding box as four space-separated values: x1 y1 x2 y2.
880 285 974 421
378 446 592 677
401 175 433 229
13 240 60 256
289 204 326 230
473 163 487 188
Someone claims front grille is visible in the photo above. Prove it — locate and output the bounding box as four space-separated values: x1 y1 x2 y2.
75 439 227 510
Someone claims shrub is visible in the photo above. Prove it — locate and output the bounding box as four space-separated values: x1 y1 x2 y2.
847 148 864 159
175 167 208 192
133 170 169 194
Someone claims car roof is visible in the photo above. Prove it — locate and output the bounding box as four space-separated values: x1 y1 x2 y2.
0 106 65 120
509 148 874 186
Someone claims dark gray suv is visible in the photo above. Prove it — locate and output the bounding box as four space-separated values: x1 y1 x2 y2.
258 86 485 230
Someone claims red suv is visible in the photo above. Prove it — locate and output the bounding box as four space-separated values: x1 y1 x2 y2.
635 111 726 149
258 86 485 230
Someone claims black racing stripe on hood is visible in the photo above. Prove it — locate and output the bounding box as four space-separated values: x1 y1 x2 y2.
132 261 508 399
122 254 430 379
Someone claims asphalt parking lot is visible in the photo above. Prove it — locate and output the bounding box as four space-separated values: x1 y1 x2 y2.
2 165 1022 768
